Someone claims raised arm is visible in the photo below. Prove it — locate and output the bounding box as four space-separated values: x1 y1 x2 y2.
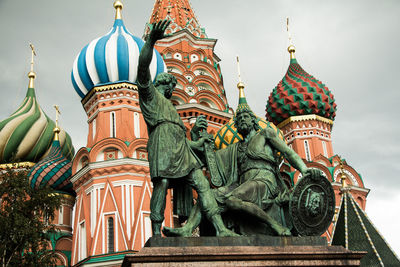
137 20 171 86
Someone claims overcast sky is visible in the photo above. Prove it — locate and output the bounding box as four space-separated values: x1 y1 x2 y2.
0 0 399 254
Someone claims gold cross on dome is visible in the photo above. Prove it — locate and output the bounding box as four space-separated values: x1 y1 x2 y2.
54 105 61 128
236 55 242 83
286 17 293 46
29 43 36 72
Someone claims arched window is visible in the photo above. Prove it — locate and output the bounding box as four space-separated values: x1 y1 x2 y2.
190 54 199 63
304 140 311 161
92 118 96 140
110 112 116 138
134 112 140 138
174 53 182 60
79 222 86 261
322 141 328 157
108 217 114 253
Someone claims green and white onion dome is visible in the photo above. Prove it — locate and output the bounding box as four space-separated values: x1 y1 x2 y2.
0 85 74 164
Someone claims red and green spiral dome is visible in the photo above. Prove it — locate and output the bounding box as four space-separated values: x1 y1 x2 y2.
266 46 337 125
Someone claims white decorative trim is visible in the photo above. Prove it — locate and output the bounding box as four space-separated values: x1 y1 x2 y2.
134 112 140 138
87 105 141 122
71 158 149 183
85 183 105 194
92 118 96 141
72 196 82 265
157 29 217 49
86 96 139 116
322 141 328 157
333 169 359 187
112 180 144 187
176 103 232 119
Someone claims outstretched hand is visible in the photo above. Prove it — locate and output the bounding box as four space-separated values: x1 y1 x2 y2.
149 20 171 44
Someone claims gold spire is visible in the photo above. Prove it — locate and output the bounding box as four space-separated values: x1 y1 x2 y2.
53 105 61 141
286 18 296 60
114 0 123 20
340 158 348 189
236 56 245 97
28 43 36 88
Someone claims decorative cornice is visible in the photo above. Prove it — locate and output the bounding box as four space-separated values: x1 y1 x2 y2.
82 82 138 105
71 158 149 184
84 183 105 194
84 88 139 114
278 114 333 129
176 103 233 119
87 104 141 122
156 29 217 50
112 179 144 187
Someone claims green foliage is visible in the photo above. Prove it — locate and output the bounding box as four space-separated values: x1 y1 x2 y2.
0 167 63 267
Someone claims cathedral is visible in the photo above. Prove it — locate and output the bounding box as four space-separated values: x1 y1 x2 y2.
0 0 398 266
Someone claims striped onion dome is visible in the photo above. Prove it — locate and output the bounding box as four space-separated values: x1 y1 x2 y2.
28 128 74 195
0 87 74 164
71 1 166 99
214 82 284 150
266 45 337 125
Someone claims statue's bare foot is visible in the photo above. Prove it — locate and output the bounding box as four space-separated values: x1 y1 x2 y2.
217 229 240 237
162 226 192 237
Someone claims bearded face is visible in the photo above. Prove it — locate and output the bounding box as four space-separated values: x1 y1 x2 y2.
164 84 174 99
236 112 255 136
154 73 176 99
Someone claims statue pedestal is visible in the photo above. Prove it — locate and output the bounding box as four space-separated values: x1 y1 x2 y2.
122 236 365 267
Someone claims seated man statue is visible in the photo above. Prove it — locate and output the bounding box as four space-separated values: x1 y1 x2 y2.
163 103 320 236
137 20 237 237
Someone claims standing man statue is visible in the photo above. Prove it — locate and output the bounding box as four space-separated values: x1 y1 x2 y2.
137 20 237 237
163 89 321 237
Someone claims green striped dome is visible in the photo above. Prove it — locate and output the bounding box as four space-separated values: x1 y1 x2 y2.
0 87 74 164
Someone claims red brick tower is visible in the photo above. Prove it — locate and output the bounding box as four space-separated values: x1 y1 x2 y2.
144 0 233 136
266 44 369 242
69 2 173 265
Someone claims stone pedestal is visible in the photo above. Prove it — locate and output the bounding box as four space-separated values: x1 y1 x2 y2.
122 236 365 267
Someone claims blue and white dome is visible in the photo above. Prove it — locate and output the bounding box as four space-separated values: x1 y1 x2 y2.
71 2 166 99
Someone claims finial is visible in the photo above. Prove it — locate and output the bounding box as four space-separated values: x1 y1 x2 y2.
339 158 348 189
235 56 253 116
236 56 245 98
53 105 61 141
114 0 123 20
286 18 296 60
28 43 36 88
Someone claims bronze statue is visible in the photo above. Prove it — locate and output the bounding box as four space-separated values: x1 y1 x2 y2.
136 20 237 237
163 104 323 237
